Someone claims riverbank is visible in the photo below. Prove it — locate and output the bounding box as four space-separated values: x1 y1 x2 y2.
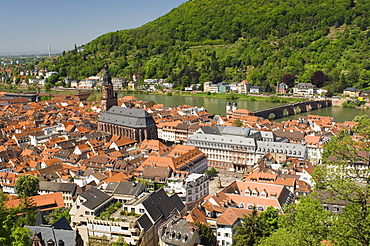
130 91 305 104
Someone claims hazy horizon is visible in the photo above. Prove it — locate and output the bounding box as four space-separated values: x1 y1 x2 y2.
0 0 187 55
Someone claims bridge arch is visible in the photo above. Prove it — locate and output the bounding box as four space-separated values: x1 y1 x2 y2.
283 108 290 117
294 106 301 114
268 112 276 120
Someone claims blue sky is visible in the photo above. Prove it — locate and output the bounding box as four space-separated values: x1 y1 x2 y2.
0 0 188 55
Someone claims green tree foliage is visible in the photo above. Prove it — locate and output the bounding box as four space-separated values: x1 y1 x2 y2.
40 95 53 101
14 175 39 198
111 236 129 246
352 114 369 122
313 117 370 245
31 0 370 93
234 206 279 246
205 167 217 178
0 192 34 246
234 118 244 127
10 227 32 246
259 198 330 246
195 222 217 246
87 93 102 102
49 207 71 224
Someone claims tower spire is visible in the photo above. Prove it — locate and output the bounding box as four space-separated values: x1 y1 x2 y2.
101 65 117 112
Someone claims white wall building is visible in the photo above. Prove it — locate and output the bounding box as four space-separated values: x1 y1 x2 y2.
165 173 209 210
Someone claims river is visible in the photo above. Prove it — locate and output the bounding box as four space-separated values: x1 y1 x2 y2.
118 93 370 123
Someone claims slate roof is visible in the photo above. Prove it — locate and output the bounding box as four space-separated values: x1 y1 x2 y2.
221 126 251 137
137 213 153 232
161 218 199 246
142 196 163 222
113 181 147 196
52 217 72 230
39 181 76 194
142 189 185 223
26 225 77 246
59 183 77 193
39 181 60 191
80 187 111 210
189 132 256 147
98 106 156 128
344 87 360 92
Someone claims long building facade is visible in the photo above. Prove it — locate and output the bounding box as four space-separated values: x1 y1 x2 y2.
98 106 158 143
186 126 307 170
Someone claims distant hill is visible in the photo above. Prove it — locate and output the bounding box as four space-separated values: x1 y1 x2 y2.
37 0 370 93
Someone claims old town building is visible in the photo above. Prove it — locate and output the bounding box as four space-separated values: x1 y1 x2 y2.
98 106 158 143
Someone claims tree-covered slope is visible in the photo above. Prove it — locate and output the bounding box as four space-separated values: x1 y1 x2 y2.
37 0 370 93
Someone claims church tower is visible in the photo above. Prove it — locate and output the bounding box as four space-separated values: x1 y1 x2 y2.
101 65 118 112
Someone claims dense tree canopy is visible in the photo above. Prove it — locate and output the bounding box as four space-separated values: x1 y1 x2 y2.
30 0 370 93
313 117 370 245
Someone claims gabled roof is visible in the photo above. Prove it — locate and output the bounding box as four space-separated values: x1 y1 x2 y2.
137 213 153 231
26 225 77 246
142 189 185 223
216 207 253 226
80 187 111 210
112 181 147 196
98 106 156 128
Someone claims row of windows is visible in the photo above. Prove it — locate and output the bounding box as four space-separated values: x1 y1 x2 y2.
123 207 145 213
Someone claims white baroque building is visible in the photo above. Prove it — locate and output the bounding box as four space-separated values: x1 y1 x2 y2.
186 126 307 170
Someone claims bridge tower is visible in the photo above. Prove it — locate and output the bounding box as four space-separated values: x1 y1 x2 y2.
232 102 238 112
226 101 231 112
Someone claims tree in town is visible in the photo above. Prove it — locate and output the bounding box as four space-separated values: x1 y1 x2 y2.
234 207 265 246
195 222 217 246
259 198 331 246
205 167 217 178
14 175 40 198
313 117 370 246
49 207 71 224
234 206 279 246
234 118 244 127
0 191 33 246
352 114 369 122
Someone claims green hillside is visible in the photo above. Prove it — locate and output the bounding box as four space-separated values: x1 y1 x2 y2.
37 0 370 93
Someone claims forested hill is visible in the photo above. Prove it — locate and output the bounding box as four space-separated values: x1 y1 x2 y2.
39 0 370 93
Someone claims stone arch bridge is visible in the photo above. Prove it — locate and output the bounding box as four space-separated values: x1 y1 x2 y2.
252 100 332 119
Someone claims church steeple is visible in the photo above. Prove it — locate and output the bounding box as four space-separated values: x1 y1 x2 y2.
102 64 112 86
101 65 117 112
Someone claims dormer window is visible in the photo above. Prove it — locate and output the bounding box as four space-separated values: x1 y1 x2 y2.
252 189 259 197
245 188 251 195
183 234 188 242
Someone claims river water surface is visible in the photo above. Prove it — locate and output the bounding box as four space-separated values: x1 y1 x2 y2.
118 93 370 122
